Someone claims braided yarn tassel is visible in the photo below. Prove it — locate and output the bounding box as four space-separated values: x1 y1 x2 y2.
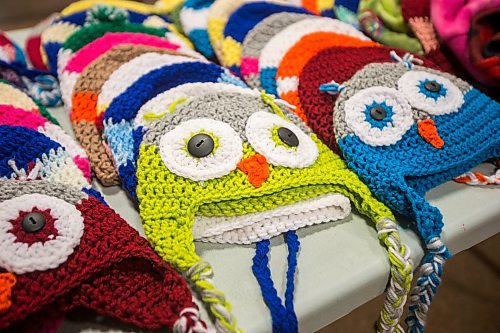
406 237 451 333
375 218 413 333
186 261 243 333
173 307 214 333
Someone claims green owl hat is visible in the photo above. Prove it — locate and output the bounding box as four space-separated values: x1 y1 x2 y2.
136 91 413 332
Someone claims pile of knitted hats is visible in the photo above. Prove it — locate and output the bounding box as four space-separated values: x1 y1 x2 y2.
1 0 499 332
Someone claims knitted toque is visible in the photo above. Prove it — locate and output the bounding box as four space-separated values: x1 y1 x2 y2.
40 2 174 73
136 91 413 333
102 61 245 197
180 0 217 59
298 46 437 152
0 105 91 182
70 45 193 186
257 17 369 96
301 0 334 16
329 58 500 332
357 0 423 54
0 32 26 67
241 12 313 89
0 179 210 333
219 1 310 73
276 31 379 122
25 13 58 71
58 22 195 106
431 0 500 88
0 81 59 125
0 125 88 188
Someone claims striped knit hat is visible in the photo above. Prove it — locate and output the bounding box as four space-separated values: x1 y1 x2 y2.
180 0 216 58
136 90 413 333
218 1 310 74
70 45 195 186
256 17 368 95
240 12 313 89
0 179 210 333
39 0 174 72
320 47 500 332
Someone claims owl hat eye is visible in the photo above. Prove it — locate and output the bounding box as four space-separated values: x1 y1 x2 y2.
327 52 500 333
0 179 207 332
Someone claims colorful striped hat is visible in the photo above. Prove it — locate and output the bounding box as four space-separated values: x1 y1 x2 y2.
180 0 216 59
276 31 379 122
136 90 413 332
219 1 310 73
70 45 194 186
240 12 313 88
317 46 499 332
258 17 368 95
0 179 209 333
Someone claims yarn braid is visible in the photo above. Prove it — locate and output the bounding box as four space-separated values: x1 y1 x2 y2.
406 237 451 333
376 218 413 333
186 261 243 333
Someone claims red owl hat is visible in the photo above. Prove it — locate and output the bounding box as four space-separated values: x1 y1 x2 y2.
0 179 210 333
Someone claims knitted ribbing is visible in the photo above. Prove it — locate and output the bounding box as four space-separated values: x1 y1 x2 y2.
298 46 437 152
276 32 379 122
137 91 408 332
71 45 189 186
59 31 185 106
103 62 245 197
220 2 310 71
0 125 88 188
240 12 313 88
0 179 209 332
0 105 90 182
333 61 500 332
258 17 369 95
180 0 216 58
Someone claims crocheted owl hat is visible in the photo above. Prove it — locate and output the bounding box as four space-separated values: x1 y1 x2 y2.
276 31 379 122
0 81 59 125
180 0 216 59
0 105 90 181
136 91 413 333
0 125 88 188
241 13 313 89
431 0 500 88
70 46 194 186
102 61 245 197
58 23 192 106
0 179 210 333
324 53 500 332
40 1 174 72
357 0 423 53
257 17 369 95
218 1 311 73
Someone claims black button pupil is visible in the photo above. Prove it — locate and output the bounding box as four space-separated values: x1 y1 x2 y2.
370 106 386 121
22 212 46 233
424 81 441 93
188 133 215 158
277 127 299 147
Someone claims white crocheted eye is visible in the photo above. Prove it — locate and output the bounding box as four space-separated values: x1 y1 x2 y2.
397 71 464 115
344 86 414 146
0 194 84 274
159 118 243 181
245 111 318 168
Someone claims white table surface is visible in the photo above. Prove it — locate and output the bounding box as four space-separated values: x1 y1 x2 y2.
6 28 500 333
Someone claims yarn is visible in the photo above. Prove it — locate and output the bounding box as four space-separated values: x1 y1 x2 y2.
241 12 313 88
0 179 208 333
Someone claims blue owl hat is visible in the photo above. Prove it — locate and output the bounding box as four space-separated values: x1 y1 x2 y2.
326 53 500 332
103 60 246 198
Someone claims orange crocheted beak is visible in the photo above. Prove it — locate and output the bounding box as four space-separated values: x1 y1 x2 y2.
417 119 444 149
237 154 270 188
0 272 16 314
